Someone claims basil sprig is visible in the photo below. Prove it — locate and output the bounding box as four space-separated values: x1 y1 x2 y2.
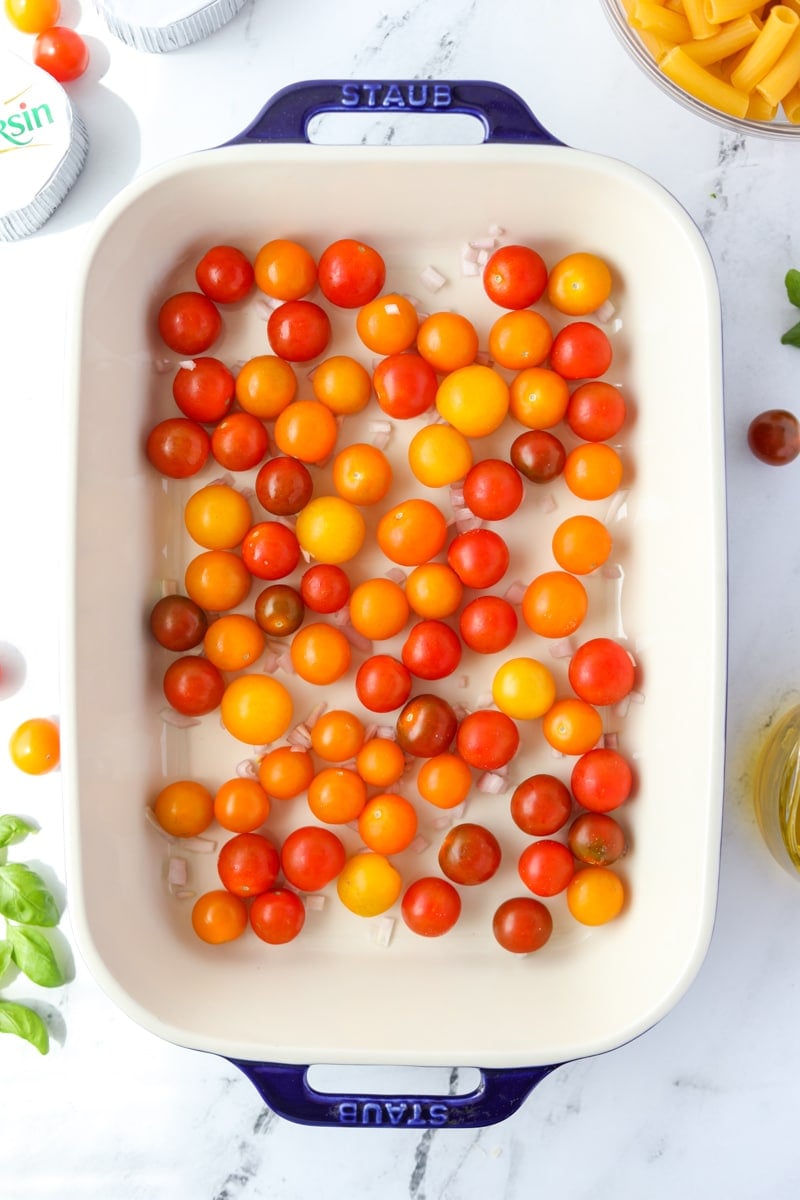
781 269 800 347
0 816 64 1054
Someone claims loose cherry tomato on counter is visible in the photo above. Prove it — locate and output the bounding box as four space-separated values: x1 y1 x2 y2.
568 812 627 866
510 429 566 484
482 244 547 309
405 562 464 619
273 399 339 464
210 412 270 472
510 774 572 837
401 619 462 681
438 822 501 885
459 595 518 654
184 550 252 612
240 521 301 581
551 515 613 576
217 831 281 898
509 366 570 430
203 613 266 671
317 238 386 308
5 0 60 33
295 496 367 565
172 357 235 423
373 352 438 420
563 443 623 501
546 252 613 316
33 25 89 81
289 622 351 685
254 238 317 301
462 459 523 521
258 746 315 800
337 851 402 917
567 637 635 707
416 311 479 373
492 897 553 953
570 748 633 813
521 571 588 639
153 780 214 838
491 657 556 721
8 717 60 776
488 309 553 371
280 825 347 891
300 563 351 613
184 484 252 550
456 710 520 771
191 890 248 944
146 418 210 479
395 694 458 758
310 709 366 763
566 866 625 925
447 528 510 589
356 293 419 356
355 738 407 789
747 409 800 465
267 300 331 362
401 877 462 937
541 698 603 756
549 322 612 380
250 888 306 944
235 355 297 420
376 498 448 567
149 594 208 652
518 839 575 897
349 578 409 641
195 244 255 304
253 583 304 637
435 364 509 438
416 752 472 810
333 443 393 506
407 424 473 488
311 354 372 415
157 292 221 355
307 767 367 824
219 674 293 745
163 655 225 716
255 456 313 517
358 793 419 855
565 380 627 442
214 777 271 834
355 654 413 713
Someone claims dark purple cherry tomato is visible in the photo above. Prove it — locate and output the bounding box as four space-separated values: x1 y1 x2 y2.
150 594 208 651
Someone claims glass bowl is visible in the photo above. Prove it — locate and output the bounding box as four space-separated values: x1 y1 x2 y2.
600 0 800 139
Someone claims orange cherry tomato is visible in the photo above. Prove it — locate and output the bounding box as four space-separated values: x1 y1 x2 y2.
153 780 214 838
357 793 418 855
547 252 613 316
356 293 419 355
203 614 266 671
521 571 588 639
332 443 393 506
355 737 407 788
509 367 570 429
254 238 317 300
257 746 315 799
307 767 367 824
376 498 448 567
191 889 248 944
235 355 297 419
563 443 624 501
488 309 553 371
404 562 464 618
8 717 60 776
309 709 366 762
290 622 351 685
551 515 613 575
407 424 473 488
416 311 479 373
349 578 410 640
416 752 473 809
214 777 271 833
312 355 372 415
273 399 339 464
541 698 604 756
184 550 252 612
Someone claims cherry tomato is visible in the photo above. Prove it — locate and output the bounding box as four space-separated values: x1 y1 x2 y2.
214 777 271 834
438 822 501 885
280 826 346 891
435 364 509 438
211 412 270 472
257 746 314 800
163 655 224 716
146 418 210 479
552 515 612 576
570 748 633 813
550 322 612 380
488 309 553 370
482 244 548 309
157 292 221 355
456 710 520 771
184 550 252 612
395 694 458 758
317 238 386 308
458 596 518 654
254 583 304 637
149 594 208 651
357 793 418 855
235 355 297 419
747 409 800 465
312 355 372 415
509 366 570 429
408 424 473 488
33 25 89 81
566 866 625 925
566 381 627 442
274 399 339 464
5 0 60 33
310 709 366 763
376 498 448 567
267 300 331 362
255 456 313 517
295 496 366 565
203 613 265 671
401 619 462 681
195 245 255 304
184 484 252 550
172 356 234 422
510 774 572 836
563 443 623 501
254 239 317 301
241 521 300 581
307 767 367 824
491 657 556 721
416 311 479 373
289 623 351 685
546 252 612 316
521 571 588 639
349 578 409 641
250 888 306 944
510 429 566 484
8 717 60 776
447 528 510 589
220 675 293 745
568 812 627 866
154 780 214 838
217 832 280 897
405 563 464 619
518 840 575 897
373 353 438 420
355 654 413 713
191 890 247 944
333 443 393 506
492 897 552 953
300 564 351 614
355 737 406 789
462 459 523 521
401 877 462 937
337 851 402 917
541 698 603 756
568 637 635 706
416 753 473 810
356 293 418 355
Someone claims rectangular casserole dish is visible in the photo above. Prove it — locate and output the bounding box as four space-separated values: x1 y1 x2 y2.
63 80 726 1128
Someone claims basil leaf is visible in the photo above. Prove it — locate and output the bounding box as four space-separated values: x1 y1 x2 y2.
0 816 38 848
7 926 64 988
0 940 11 978
786 269 800 308
781 319 800 347
0 1000 48 1054
0 863 59 927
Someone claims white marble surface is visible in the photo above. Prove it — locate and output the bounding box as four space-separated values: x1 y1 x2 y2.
2 0 800 1196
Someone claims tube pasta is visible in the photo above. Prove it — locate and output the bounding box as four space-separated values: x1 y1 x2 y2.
681 14 761 63
683 0 720 36
660 44 751 113
705 0 767 21
782 76 800 116
756 23 800 99
632 0 694 40
729 5 798 90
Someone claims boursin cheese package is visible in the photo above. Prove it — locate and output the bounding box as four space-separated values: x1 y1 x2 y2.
95 0 248 52
1 50 89 241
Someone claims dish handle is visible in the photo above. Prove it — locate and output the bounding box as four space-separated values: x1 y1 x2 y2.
223 79 561 147
228 1059 562 1128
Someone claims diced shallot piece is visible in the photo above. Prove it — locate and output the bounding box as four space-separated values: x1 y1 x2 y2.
144 807 171 838
469 236 497 250
384 567 407 585
370 917 395 948
153 357 174 374
178 359 197 371
160 707 201 729
477 771 508 794
602 562 624 580
605 491 629 523
420 265 447 292
603 731 620 751
306 894 326 912
304 702 328 727
342 624 374 654
411 834 430 854
595 299 616 324
286 722 312 749
168 856 188 887
181 834 217 853
549 637 576 660
503 580 527 605
160 578 179 597
236 758 259 779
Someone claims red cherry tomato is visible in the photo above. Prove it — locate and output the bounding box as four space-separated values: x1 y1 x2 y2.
458 595 518 654
549 322 612 380
300 564 351 614
158 292 221 356
456 709 520 771
510 774 572 836
438 822 501 885
250 888 306 944
566 381 627 442
401 877 462 937
482 244 548 309
570 748 633 813
172 357 235 423
163 655 224 716
518 839 575 897
747 409 800 465
267 300 331 362
33 25 89 81
355 654 413 713
567 637 635 707
492 897 553 953
255 456 313 516
146 418 210 478
218 832 280 897
462 459 524 521
568 812 627 866
373 353 438 420
395 694 458 758
447 528 510 589
240 522 301 581
195 245 255 304
317 239 386 308
280 826 346 891
401 620 462 681
211 412 270 472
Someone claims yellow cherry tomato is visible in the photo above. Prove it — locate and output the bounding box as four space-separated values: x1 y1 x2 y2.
407 423 473 488
435 364 509 437
8 717 60 775
566 866 625 925
491 658 556 720
184 483 252 550
235 355 297 419
336 851 402 916
295 495 366 565
547 252 613 316
220 675 293 745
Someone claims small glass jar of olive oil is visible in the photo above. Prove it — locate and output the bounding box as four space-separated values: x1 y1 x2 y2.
754 705 800 876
